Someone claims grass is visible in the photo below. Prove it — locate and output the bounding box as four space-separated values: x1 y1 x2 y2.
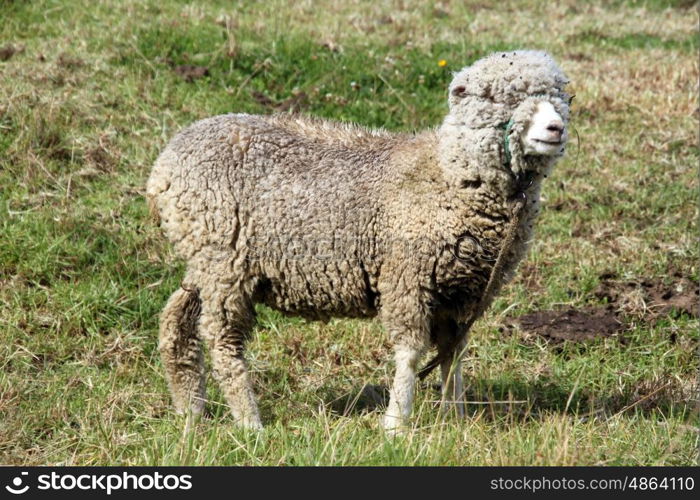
0 0 698 465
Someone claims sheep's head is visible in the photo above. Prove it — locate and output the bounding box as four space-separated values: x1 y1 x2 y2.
521 101 567 156
441 50 571 186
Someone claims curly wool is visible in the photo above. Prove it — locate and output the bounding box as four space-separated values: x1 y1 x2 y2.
147 50 570 429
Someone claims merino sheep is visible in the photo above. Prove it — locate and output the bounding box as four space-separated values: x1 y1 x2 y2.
147 50 571 431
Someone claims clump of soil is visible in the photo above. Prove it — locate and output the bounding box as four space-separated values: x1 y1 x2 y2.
508 308 624 343
173 64 209 82
251 90 309 112
0 44 23 61
83 136 120 172
594 272 697 319
57 52 84 69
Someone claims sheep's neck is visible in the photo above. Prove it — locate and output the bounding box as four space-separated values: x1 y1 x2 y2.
437 123 517 196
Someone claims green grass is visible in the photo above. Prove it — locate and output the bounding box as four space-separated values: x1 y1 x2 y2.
0 0 698 465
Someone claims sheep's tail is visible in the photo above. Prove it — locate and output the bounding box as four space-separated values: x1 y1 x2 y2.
417 313 479 381
146 148 182 227
147 194 161 225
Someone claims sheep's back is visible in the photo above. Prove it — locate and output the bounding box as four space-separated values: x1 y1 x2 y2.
148 113 396 318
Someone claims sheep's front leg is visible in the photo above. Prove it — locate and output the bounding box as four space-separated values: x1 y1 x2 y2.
384 344 423 433
200 290 262 430
439 339 466 418
434 316 467 417
379 287 430 433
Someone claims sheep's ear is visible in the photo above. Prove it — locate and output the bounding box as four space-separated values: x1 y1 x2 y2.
451 85 467 98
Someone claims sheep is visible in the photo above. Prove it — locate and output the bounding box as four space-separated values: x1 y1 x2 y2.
146 50 571 431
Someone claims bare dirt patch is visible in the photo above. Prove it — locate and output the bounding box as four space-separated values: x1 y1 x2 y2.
506 273 696 344
173 64 209 82
508 308 624 344
594 272 698 320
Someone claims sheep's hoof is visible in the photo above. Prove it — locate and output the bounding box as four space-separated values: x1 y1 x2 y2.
234 416 264 432
383 414 409 437
439 401 466 419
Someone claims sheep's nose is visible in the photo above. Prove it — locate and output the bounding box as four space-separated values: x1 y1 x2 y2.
546 121 564 140
546 121 564 134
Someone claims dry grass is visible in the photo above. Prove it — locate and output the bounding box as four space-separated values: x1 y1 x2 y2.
0 0 697 465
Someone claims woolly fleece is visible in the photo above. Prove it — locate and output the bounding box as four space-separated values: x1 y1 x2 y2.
147 50 570 429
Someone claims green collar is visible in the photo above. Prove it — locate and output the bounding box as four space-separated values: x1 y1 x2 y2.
499 118 515 170
500 118 536 193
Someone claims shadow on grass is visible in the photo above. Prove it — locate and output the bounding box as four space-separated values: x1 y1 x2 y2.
325 384 390 417
317 377 695 422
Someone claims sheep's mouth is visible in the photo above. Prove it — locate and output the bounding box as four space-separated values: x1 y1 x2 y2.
533 138 563 145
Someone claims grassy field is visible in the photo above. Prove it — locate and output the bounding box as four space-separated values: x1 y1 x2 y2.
0 0 698 465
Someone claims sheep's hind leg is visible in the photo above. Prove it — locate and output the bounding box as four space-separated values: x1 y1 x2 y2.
200 289 262 430
158 287 206 416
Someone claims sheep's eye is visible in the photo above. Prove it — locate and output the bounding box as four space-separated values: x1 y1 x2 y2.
451 85 467 98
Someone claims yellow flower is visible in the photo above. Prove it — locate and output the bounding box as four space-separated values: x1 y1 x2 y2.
438 59 447 67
